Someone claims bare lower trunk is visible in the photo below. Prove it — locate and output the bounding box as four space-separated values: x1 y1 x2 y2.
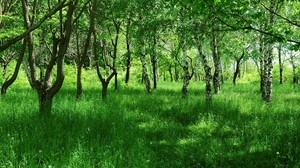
278 44 283 84
174 64 179 82
168 65 173 82
114 73 118 90
76 63 83 99
125 18 131 85
151 56 157 89
211 30 221 94
233 63 240 85
262 45 273 102
182 49 189 98
102 82 108 99
125 65 130 85
39 91 53 116
197 44 212 103
140 54 151 93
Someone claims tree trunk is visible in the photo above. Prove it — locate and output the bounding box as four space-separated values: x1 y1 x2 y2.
76 0 95 99
197 44 212 103
125 18 131 85
114 73 118 90
151 35 157 89
102 82 108 99
174 64 179 82
1 40 26 95
259 33 265 94
233 51 244 85
262 0 275 103
233 62 240 85
38 91 53 116
211 30 221 94
290 52 298 85
76 62 83 99
278 44 283 84
181 49 190 98
168 65 173 82
140 45 151 93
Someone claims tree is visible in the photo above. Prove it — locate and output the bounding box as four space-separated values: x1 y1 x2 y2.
21 0 79 115
76 0 94 99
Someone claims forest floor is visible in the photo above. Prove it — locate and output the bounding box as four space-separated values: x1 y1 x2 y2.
0 81 299 167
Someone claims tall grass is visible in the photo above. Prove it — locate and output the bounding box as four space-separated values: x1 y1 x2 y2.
0 79 299 167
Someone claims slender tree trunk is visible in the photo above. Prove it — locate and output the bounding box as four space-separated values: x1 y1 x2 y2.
139 43 151 93
114 73 118 90
76 0 95 99
111 21 121 91
22 59 34 88
211 30 221 94
1 40 26 95
125 18 131 85
290 52 298 85
233 51 244 85
151 35 157 89
278 44 283 84
76 23 83 99
233 63 240 85
181 48 190 98
174 64 179 82
168 65 173 82
259 33 265 94
197 44 212 103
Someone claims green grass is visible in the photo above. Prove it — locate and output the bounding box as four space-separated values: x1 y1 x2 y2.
0 80 299 167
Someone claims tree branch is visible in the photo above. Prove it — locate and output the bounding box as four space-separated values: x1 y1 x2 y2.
0 0 71 52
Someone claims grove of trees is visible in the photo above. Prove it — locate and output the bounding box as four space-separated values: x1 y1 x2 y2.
0 0 299 115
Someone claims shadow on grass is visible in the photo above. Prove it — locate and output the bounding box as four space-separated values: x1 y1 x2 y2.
0 86 299 167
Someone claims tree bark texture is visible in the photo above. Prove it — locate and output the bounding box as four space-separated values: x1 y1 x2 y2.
262 0 275 103
197 44 213 103
211 30 221 94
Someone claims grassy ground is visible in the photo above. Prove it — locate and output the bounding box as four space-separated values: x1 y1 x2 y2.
0 78 299 167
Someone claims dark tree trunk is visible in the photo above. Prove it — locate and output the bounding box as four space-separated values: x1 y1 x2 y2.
125 19 131 85
76 0 95 99
114 73 118 90
168 65 173 82
38 91 53 116
1 40 26 95
233 51 244 85
174 64 179 82
22 0 77 115
151 56 157 89
233 64 240 85
76 63 83 99
278 44 283 84
151 35 157 89
290 52 298 85
102 82 108 99
111 21 121 91
181 49 189 98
